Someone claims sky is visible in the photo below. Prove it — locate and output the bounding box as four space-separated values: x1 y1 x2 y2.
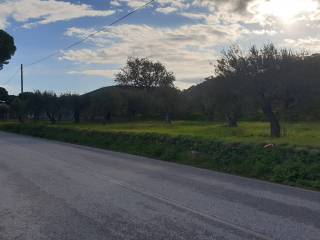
1 0 320 95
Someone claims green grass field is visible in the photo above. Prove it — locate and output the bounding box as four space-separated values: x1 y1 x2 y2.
1 121 319 190
50 121 320 148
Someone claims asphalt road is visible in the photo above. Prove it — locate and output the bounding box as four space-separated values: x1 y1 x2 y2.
0 131 319 240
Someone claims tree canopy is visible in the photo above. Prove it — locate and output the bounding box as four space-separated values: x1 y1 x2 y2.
214 43 319 137
0 30 16 71
0 87 9 102
115 57 175 88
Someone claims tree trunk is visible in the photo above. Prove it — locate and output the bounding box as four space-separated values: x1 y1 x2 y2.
33 113 40 121
90 114 96 122
262 100 281 138
103 112 111 124
46 112 56 124
74 110 80 123
165 112 172 124
58 113 62 122
270 118 281 138
128 110 136 121
18 115 24 123
225 114 238 128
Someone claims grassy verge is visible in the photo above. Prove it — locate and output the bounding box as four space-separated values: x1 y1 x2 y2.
50 121 320 148
0 122 319 190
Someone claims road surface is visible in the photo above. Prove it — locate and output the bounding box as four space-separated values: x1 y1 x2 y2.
0 131 319 240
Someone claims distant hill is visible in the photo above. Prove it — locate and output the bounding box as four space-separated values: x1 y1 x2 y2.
83 75 215 101
82 86 125 97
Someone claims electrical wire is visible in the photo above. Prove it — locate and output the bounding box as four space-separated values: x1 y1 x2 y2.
1 0 156 85
0 67 20 85
25 0 156 68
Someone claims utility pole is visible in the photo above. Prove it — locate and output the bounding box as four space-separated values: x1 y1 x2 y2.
20 64 23 94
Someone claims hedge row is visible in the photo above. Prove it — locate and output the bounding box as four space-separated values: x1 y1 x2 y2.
1 123 319 190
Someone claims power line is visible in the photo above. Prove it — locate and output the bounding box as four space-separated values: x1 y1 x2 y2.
1 0 156 87
25 0 156 68
0 67 20 85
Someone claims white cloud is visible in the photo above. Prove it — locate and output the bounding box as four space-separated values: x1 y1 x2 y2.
110 0 320 29
245 29 278 36
69 69 118 78
110 0 122 7
248 0 318 24
2 0 318 89
110 0 154 9
0 0 115 29
62 23 246 88
156 7 179 15
284 37 320 52
179 12 208 21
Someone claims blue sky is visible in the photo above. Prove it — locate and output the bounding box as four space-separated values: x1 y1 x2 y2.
1 0 320 95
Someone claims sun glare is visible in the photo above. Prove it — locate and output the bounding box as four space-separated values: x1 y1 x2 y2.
256 0 318 22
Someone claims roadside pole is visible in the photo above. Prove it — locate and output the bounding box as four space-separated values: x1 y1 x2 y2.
20 64 23 94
